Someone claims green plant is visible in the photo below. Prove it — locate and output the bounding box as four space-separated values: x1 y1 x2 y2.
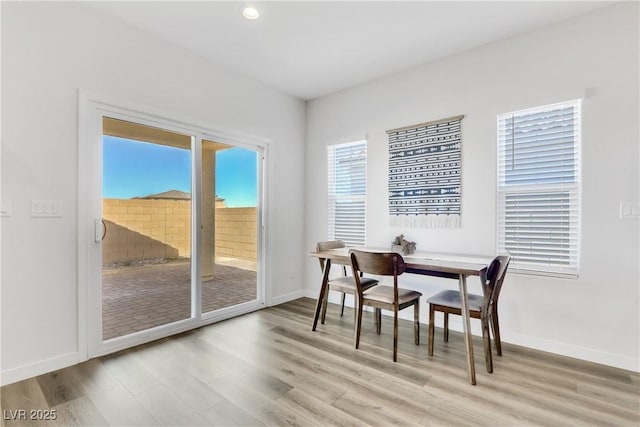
392 234 416 254
392 234 405 245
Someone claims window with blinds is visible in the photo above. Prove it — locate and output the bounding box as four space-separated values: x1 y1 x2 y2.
327 140 367 246
497 100 581 277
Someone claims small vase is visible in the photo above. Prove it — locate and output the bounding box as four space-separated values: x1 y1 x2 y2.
391 245 404 254
391 244 415 255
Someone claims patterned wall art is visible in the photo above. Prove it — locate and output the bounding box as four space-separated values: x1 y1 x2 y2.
387 115 463 228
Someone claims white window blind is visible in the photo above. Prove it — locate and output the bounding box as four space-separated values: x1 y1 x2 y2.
327 140 367 246
497 100 581 276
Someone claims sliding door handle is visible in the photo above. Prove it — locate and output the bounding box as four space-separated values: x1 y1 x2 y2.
95 219 107 242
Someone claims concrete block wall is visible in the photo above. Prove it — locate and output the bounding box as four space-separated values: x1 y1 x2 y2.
102 199 257 264
215 207 258 260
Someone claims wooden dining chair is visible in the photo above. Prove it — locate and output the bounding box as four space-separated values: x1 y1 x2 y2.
316 241 378 324
350 250 422 362
427 255 511 372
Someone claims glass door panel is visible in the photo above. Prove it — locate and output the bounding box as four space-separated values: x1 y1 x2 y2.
201 140 259 314
101 117 193 340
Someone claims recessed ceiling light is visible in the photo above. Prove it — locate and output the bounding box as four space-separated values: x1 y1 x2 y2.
242 6 259 20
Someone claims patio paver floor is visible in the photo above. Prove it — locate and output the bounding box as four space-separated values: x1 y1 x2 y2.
102 260 256 340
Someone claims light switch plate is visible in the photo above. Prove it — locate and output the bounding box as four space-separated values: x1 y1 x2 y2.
619 202 640 220
32 200 62 218
1 199 12 217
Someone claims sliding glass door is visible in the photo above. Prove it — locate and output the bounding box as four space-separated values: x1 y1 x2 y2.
80 95 266 358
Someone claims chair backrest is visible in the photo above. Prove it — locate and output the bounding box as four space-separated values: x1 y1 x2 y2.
481 255 511 307
316 240 347 275
316 240 346 252
350 250 405 276
350 250 405 295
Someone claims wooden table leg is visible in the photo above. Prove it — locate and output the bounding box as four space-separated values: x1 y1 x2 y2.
312 258 331 331
458 273 477 385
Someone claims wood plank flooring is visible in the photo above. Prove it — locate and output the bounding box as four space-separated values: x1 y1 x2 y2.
1 297 638 426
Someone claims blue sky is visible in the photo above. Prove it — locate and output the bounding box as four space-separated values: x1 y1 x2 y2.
103 136 257 207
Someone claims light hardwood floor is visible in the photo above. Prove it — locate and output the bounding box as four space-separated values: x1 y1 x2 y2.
1 297 639 426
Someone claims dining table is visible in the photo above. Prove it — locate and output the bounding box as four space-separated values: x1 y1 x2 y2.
309 247 493 385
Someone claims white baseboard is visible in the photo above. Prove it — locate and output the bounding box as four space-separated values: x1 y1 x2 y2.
303 288 322 300
269 290 307 306
505 332 639 373
1 352 79 386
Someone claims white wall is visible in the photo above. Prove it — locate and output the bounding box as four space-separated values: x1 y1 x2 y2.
305 3 639 371
1 2 306 384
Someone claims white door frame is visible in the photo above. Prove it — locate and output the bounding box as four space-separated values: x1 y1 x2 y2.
78 91 268 360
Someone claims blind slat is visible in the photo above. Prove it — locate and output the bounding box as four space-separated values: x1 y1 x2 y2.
497 100 581 275
328 140 367 246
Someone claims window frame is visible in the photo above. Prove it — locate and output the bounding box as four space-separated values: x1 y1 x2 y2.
327 140 367 247
496 100 582 278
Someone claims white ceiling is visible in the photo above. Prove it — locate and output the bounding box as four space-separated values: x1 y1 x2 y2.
86 1 611 101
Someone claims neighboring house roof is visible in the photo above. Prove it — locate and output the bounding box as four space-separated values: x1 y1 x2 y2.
136 190 224 202
136 190 191 200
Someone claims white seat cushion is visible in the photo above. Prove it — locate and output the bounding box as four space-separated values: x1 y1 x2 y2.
329 276 378 293
426 289 484 312
363 285 422 305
